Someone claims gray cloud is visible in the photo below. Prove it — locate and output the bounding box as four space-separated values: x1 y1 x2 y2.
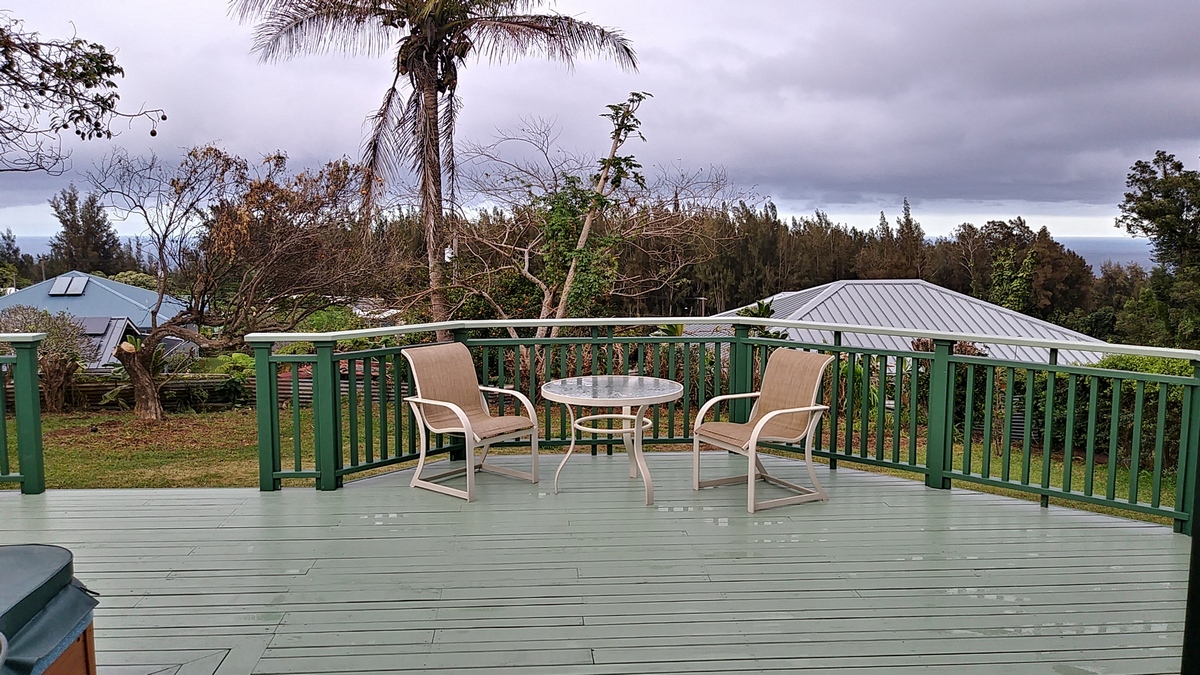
3 0 1199 235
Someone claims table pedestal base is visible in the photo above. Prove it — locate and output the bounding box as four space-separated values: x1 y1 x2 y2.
554 406 655 505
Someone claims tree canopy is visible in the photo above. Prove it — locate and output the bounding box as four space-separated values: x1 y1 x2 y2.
1118 150 1200 272
49 184 135 275
0 12 163 174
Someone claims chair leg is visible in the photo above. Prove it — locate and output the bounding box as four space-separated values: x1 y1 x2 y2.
697 431 830 512
409 423 430 490
747 446 757 513
803 433 829 501
695 438 755 489
750 441 830 512
477 432 539 484
531 433 539 483
464 442 475 502
409 420 474 501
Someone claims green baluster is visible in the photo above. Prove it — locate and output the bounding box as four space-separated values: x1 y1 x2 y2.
730 325 753 423
13 339 44 495
450 328 469 462
1178 362 1200 668
924 339 953 490
829 332 841 470
313 340 341 490
1179 362 1200 535
254 342 280 491
1041 351 1058 507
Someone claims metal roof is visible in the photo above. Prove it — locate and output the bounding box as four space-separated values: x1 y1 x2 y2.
712 279 1108 364
0 271 185 331
78 316 139 370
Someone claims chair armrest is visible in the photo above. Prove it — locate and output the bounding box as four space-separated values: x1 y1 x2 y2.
748 405 829 448
478 385 539 427
404 396 474 437
692 392 761 432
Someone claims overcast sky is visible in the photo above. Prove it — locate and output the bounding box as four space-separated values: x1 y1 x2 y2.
4 0 1200 237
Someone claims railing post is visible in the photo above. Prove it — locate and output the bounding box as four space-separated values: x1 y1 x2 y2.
313 340 341 491
12 340 43 495
449 328 470 462
924 338 954 490
254 342 280 491
829 331 842 471
1181 362 1200 536
1185 365 1200 673
1040 349 1059 509
730 325 753 423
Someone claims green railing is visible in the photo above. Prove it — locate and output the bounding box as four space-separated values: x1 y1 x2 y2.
0 335 46 495
245 317 1200 533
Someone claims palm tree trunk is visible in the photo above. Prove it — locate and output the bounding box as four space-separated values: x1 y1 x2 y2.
418 71 452 340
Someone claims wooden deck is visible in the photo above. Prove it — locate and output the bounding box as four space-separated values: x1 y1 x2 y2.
0 452 1190 674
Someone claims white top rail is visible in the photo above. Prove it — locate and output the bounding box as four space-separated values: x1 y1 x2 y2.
244 317 1200 363
0 332 46 343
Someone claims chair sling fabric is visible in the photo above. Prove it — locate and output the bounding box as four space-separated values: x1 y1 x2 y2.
693 348 833 512
403 342 538 501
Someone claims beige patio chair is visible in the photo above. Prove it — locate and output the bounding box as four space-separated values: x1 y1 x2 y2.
402 342 538 502
693 348 833 513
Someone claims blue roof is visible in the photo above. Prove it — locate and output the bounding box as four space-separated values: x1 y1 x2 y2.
0 271 186 330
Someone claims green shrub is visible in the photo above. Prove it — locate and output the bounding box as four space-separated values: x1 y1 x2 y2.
214 353 255 382
1019 354 1194 473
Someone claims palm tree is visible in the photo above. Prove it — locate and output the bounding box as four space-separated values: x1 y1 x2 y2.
231 0 637 326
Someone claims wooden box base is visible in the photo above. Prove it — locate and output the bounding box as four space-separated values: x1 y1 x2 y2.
42 624 96 675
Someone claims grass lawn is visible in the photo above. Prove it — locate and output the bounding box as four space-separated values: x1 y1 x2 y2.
13 409 261 489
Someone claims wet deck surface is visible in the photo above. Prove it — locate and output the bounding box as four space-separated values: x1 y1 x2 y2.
0 452 1188 674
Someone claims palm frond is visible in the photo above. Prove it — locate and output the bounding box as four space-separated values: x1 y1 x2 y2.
399 82 424 176
440 90 462 208
361 65 409 208
467 14 637 70
235 0 395 61
416 0 542 22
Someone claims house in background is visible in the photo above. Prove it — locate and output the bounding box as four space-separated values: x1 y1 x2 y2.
79 317 141 371
706 278 1107 364
0 270 193 370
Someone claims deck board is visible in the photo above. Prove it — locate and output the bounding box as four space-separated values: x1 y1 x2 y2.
0 452 1188 674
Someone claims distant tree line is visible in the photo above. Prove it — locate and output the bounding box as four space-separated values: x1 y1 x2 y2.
377 135 1189 353
0 184 147 288
617 199 1166 348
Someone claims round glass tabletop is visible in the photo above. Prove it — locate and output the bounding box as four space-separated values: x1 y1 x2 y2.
541 375 684 407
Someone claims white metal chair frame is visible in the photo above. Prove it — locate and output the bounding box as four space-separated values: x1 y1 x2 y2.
692 355 832 512
404 385 539 503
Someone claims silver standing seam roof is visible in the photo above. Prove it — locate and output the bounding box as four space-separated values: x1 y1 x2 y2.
704 279 1107 364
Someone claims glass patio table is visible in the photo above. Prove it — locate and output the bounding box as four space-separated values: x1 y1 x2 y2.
541 375 684 505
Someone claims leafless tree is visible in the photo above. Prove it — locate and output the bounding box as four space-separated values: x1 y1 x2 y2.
91 146 382 420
